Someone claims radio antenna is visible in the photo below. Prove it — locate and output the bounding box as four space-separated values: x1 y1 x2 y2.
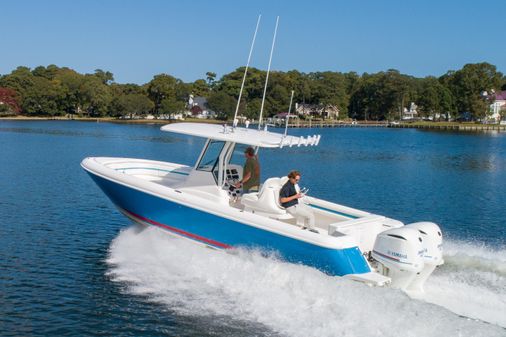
233 14 261 128
258 16 279 130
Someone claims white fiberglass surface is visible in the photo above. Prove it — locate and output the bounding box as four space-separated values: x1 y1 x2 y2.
107 226 506 337
102 158 190 187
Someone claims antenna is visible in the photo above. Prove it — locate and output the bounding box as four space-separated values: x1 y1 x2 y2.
284 90 294 137
258 16 279 130
233 15 261 128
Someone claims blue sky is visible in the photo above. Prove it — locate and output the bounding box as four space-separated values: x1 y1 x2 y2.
1 0 504 84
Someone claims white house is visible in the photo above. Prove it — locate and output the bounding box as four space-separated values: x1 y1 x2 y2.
188 95 216 119
488 90 506 122
295 103 339 119
402 102 418 120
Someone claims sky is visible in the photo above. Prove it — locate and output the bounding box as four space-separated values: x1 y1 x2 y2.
1 0 504 84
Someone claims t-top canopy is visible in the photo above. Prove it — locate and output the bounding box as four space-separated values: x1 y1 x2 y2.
161 123 321 148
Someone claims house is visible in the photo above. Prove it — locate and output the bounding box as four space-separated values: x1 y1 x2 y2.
488 90 506 122
295 103 339 119
270 112 299 126
402 102 418 120
187 95 216 119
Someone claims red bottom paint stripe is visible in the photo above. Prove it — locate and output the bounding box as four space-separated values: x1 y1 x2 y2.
124 209 232 249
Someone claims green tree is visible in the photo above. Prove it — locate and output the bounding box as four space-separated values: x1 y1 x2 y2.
55 69 86 115
308 71 349 118
206 71 216 89
147 74 179 113
349 70 415 120
32 64 60 80
417 77 455 120
109 83 148 116
207 91 236 120
159 96 186 119
116 93 154 118
22 76 66 116
81 75 112 116
0 103 10 114
0 66 35 104
244 98 262 120
191 79 209 96
442 62 503 119
94 69 114 85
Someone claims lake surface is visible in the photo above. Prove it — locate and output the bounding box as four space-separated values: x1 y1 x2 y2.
1 121 505 336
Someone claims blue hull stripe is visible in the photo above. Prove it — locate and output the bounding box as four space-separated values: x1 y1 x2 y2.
87 172 371 276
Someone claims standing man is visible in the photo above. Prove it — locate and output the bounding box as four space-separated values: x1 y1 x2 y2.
235 146 260 194
279 170 317 232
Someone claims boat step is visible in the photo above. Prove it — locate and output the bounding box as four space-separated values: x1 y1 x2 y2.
344 272 390 287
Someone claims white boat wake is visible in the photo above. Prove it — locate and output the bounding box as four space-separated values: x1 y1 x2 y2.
106 226 506 337
423 239 506 327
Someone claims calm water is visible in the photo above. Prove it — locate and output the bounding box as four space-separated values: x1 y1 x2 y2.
1 121 505 336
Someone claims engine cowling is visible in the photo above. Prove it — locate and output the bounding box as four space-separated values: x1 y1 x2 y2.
404 222 443 267
402 222 444 294
372 227 425 290
372 222 444 295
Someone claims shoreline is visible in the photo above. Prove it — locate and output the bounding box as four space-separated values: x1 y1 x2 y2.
0 116 223 125
1 116 505 131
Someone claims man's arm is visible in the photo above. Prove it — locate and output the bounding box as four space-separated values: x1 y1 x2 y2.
234 170 251 188
241 171 252 184
279 193 301 204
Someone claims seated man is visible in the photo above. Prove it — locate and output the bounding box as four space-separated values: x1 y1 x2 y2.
279 170 317 232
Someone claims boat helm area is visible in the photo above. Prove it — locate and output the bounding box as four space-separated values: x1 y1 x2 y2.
189 137 373 235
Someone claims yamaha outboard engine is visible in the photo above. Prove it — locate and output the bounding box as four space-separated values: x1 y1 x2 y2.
372 222 443 295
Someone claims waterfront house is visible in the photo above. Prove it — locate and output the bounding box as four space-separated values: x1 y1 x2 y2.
187 95 216 119
295 103 339 119
270 112 299 126
402 102 418 120
489 90 506 122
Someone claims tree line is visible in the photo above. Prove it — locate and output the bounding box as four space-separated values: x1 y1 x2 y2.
0 63 505 120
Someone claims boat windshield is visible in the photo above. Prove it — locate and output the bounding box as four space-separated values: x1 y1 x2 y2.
228 143 251 167
196 140 225 172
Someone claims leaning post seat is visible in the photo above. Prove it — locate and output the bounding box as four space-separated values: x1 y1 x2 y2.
241 177 292 219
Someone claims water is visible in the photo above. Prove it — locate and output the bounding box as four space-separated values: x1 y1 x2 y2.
1 121 505 336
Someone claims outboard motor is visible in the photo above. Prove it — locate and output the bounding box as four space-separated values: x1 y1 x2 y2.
372 222 443 295
403 222 444 294
372 227 424 290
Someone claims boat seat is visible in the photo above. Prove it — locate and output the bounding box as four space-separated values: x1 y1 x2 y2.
241 177 292 219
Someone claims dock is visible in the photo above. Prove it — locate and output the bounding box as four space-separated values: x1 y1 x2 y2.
388 123 506 131
269 120 506 131
272 120 389 128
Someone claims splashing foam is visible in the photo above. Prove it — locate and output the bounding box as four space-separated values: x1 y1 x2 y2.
424 239 506 327
107 226 505 337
